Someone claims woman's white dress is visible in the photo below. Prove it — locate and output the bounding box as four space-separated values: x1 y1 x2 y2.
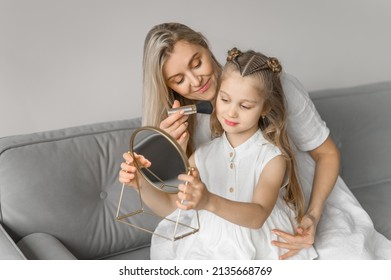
151 130 317 259
281 73 391 259
190 73 391 259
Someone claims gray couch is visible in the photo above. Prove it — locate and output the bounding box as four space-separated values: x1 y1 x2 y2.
0 118 157 260
1 81 391 260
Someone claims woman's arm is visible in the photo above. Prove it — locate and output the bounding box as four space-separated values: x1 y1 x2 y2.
272 136 340 259
177 155 287 229
306 136 340 224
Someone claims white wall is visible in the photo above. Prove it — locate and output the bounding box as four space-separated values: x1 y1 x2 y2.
1 0 390 137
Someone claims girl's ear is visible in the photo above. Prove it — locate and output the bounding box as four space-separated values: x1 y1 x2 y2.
261 104 271 117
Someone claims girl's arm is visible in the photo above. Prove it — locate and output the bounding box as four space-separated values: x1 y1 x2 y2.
119 152 177 217
177 155 287 229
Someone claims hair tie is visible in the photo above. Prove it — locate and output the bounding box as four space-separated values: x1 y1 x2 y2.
266 57 282 74
227 48 242 62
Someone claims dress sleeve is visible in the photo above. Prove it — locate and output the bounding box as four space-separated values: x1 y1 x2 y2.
281 72 330 152
255 143 283 176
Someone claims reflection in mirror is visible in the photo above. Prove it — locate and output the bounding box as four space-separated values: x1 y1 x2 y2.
130 127 188 194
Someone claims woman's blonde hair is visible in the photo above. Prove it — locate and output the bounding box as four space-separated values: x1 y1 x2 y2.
142 22 221 156
211 48 304 221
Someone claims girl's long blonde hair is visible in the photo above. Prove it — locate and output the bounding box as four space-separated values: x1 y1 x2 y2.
211 48 304 221
142 22 221 156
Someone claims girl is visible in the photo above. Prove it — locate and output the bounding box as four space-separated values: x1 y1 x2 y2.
149 48 317 259
120 22 391 259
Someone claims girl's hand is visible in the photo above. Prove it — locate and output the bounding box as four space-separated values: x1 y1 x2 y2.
119 152 151 189
159 100 190 152
176 168 211 210
271 214 317 259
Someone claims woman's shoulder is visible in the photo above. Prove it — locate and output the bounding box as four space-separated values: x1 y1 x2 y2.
280 72 313 112
280 72 308 95
280 72 330 151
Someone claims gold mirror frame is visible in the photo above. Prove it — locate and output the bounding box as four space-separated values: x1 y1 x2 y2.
116 126 200 241
131 126 188 194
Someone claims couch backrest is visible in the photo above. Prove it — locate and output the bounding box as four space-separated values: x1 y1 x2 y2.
0 118 159 259
310 81 391 190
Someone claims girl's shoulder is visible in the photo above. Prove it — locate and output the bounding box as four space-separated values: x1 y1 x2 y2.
196 135 222 152
250 131 283 164
195 136 221 154
254 130 281 153
193 136 223 169
252 132 284 175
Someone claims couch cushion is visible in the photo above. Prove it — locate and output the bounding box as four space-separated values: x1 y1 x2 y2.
350 181 391 240
0 118 158 259
17 232 77 260
310 81 391 239
102 246 150 260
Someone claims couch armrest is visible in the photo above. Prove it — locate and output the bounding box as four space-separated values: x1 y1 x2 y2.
0 224 26 260
17 232 77 260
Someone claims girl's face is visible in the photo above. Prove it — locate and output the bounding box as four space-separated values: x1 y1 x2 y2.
216 71 265 145
162 40 217 101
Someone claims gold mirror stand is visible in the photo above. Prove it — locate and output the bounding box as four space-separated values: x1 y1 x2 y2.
115 127 200 241
116 168 200 241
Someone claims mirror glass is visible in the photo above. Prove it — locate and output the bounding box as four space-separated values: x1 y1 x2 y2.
130 127 189 194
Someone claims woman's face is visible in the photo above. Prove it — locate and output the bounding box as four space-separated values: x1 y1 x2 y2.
162 40 217 101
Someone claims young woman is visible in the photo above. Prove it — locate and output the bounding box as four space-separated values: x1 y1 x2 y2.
119 22 391 259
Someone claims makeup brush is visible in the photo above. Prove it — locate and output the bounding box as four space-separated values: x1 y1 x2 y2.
167 101 213 116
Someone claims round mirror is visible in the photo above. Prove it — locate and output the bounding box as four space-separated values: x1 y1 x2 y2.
130 126 189 194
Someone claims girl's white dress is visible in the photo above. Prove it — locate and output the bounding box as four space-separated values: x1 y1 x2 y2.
151 130 318 259
191 73 391 259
